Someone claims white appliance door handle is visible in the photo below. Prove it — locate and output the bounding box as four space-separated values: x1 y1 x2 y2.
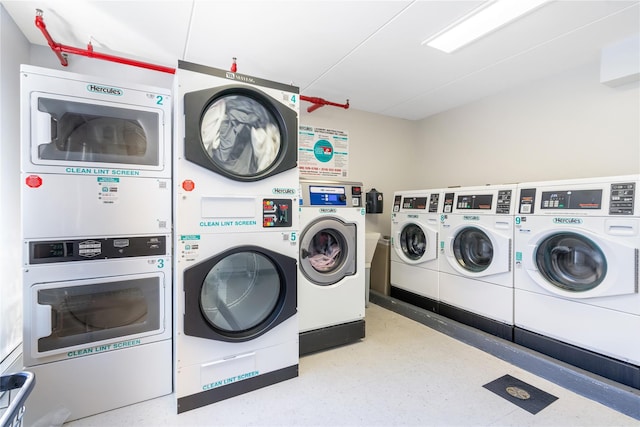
34 107 53 151
34 303 52 340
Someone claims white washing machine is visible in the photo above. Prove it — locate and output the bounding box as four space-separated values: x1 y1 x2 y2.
389 189 442 312
174 61 299 413
514 175 640 389
298 179 366 355
439 184 516 340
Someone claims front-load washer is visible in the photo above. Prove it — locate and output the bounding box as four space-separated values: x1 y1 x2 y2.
21 234 172 424
439 184 516 340
298 179 366 355
175 227 298 413
174 61 299 223
514 175 640 389
389 189 442 312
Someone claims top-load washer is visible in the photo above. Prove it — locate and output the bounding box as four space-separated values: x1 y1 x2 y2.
390 189 442 312
298 179 366 355
439 184 516 340
514 175 640 389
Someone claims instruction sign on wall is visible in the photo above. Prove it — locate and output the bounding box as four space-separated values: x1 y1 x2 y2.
299 125 349 178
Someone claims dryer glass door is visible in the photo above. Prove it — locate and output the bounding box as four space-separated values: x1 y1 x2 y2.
200 252 280 332
32 95 161 167
453 227 493 272
30 274 163 359
535 232 607 292
200 95 280 177
399 223 426 261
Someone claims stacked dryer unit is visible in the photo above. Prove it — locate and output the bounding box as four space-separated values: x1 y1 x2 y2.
174 61 300 413
19 65 173 423
298 179 366 355
438 184 516 340
514 175 640 389
389 189 443 312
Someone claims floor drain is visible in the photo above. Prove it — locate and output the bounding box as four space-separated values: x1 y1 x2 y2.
506 386 531 400
483 374 558 414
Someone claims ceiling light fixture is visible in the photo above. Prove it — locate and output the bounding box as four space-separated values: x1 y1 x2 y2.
422 0 551 53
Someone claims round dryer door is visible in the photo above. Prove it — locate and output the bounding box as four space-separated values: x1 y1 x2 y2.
183 85 297 181
183 246 297 342
299 218 357 286
535 232 607 292
452 226 493 273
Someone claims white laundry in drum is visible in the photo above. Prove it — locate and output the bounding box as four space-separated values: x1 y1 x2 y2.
200 96 280 175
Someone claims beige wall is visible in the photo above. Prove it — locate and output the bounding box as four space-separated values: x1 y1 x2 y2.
300 106 419 237
415 61 640 188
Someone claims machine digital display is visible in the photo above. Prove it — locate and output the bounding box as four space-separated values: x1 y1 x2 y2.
456 194 493 210
402 197 427 210
540 190 602 210
32 242 74 259
309 186 346 206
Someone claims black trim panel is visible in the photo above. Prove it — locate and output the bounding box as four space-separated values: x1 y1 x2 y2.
438 302 514 341
514 327 640 390
299 320 365 356
390 286 438 313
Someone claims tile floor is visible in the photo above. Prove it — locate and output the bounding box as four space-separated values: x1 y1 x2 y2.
62 302 639 426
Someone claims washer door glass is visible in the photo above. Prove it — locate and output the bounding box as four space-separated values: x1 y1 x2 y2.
300 219 356 286
535 232 607 292
200 252 280 332
306 229 347 273
453 227 493 272
200 94 280 177
400 223 426 261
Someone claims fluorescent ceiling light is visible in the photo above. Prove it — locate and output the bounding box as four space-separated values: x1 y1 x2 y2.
423 0 551 53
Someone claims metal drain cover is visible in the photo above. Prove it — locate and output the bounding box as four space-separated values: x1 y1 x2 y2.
506 386 531 400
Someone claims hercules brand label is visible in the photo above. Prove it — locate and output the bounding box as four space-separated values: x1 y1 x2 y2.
553 217 583 225
87 84 123 96
463 215 480 221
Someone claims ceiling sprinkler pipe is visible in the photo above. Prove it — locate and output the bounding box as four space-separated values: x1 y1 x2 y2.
300 95 350 113
34 9 176 74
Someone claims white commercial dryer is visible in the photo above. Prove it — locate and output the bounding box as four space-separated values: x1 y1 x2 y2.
439 184 516 340
174 60 299 219
298 179 366 355
19 65 173 424
174 61 299 413
514 175 640 389
390 189 442 313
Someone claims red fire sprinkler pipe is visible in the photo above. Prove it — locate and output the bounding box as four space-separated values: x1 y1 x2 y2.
34 9 175 74
300 95 349 113
35 10 349 109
